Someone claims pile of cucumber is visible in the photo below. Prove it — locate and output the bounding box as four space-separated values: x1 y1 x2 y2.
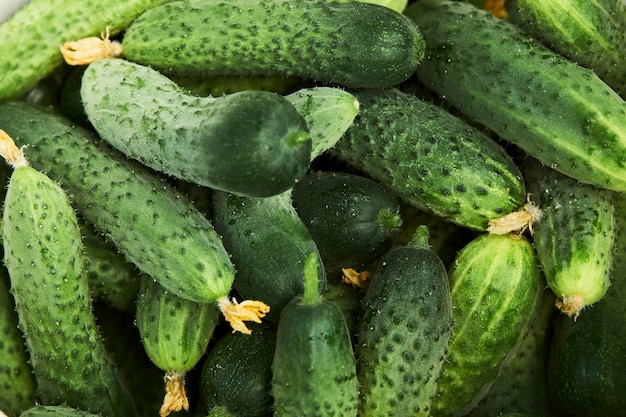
0 0 625 416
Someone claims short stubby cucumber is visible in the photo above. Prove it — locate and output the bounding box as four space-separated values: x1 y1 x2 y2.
331 87 525 230
405 0 626 192
0 132 136 416
356 226 454 417
135 275 220 417
81 59 312 197
522 158 617 318
0 0 171 101
432 233 544 417
118 0 425 88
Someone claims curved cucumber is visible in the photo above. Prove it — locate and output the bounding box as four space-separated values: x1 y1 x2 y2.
81 59 312 198
405 0 626 192
432 233 544 417
356 227 453 417
120 0 424 88
332 87 525 230
0 134 135 416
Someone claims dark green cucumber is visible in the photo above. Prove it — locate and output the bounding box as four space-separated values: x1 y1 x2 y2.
211 190 326 322
169 74 303 97
271 253 359 417
0 0 170 102
522 157 616 318
120 0 424 88
0 135 135 416
517 0 626 96
135 275 220 417
0 101 235 305
198 322 277 417
547 191 626 417
432 233 544 417
18 405 103 417
331 87 525 230
356 226 453 417
405 0 626 192
0 259 36 417
291 171 402 276
81 58 312 198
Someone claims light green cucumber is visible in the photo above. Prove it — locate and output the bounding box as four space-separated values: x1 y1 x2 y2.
135 275 220 417
0 134 135 416
405 0 626 192
19 404 103 417
119 0 424 88
331 87 525 230
0 101 235 306
81 58 312 198
0 0 171 102
517 0 626 96
356 226 454 417
0 259 36 417
522 157 617 318
432 233 544 417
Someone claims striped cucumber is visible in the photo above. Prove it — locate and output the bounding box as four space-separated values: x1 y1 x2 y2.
522 158 617 318
64 0 424 88
432 233 544 417
0 132 135 416
331 87 525 231
271 253 359 417
0 0 170 102
80 58 312 198
356 226 454 417
135 275 220 417
0 101 268 330
405 0 626 192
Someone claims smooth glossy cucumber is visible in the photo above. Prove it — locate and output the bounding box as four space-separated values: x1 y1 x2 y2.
406 0 626 192
81 58 312 197
332 87 525 230
432 233 544 417
120 0 424 88
356 226 453 417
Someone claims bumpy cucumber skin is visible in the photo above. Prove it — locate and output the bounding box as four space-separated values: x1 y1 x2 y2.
135 275 220 373
122 0 424 88
432 234 544 417
517 0 626 96
332 87 525 231
405 0 626 192
2 167 135 417
81 59 312 198
356 245 453 417
211 190 326 322
523 159 616 310
0 0 170 102
272 297 359 417
0 101 235 304
0 262 36 416
18 404 103 417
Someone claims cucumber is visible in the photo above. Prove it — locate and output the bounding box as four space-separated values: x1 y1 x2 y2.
135 275 220 417
405 0 626 192
331 87 525 231
0 101 269 332
211 190 326 323
547 192 626 417
0 0 170 102
271 253 359 417
0 132 136 416
198 322 276 417
356 226 454 417
331 0 408 14
291 170 402 277
115 0 425 88
169 74 303 98
80 58 312 198
18 405 103 417
522 157 617 318
517 0 626 96
431 233 544 417
0 257 36 417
